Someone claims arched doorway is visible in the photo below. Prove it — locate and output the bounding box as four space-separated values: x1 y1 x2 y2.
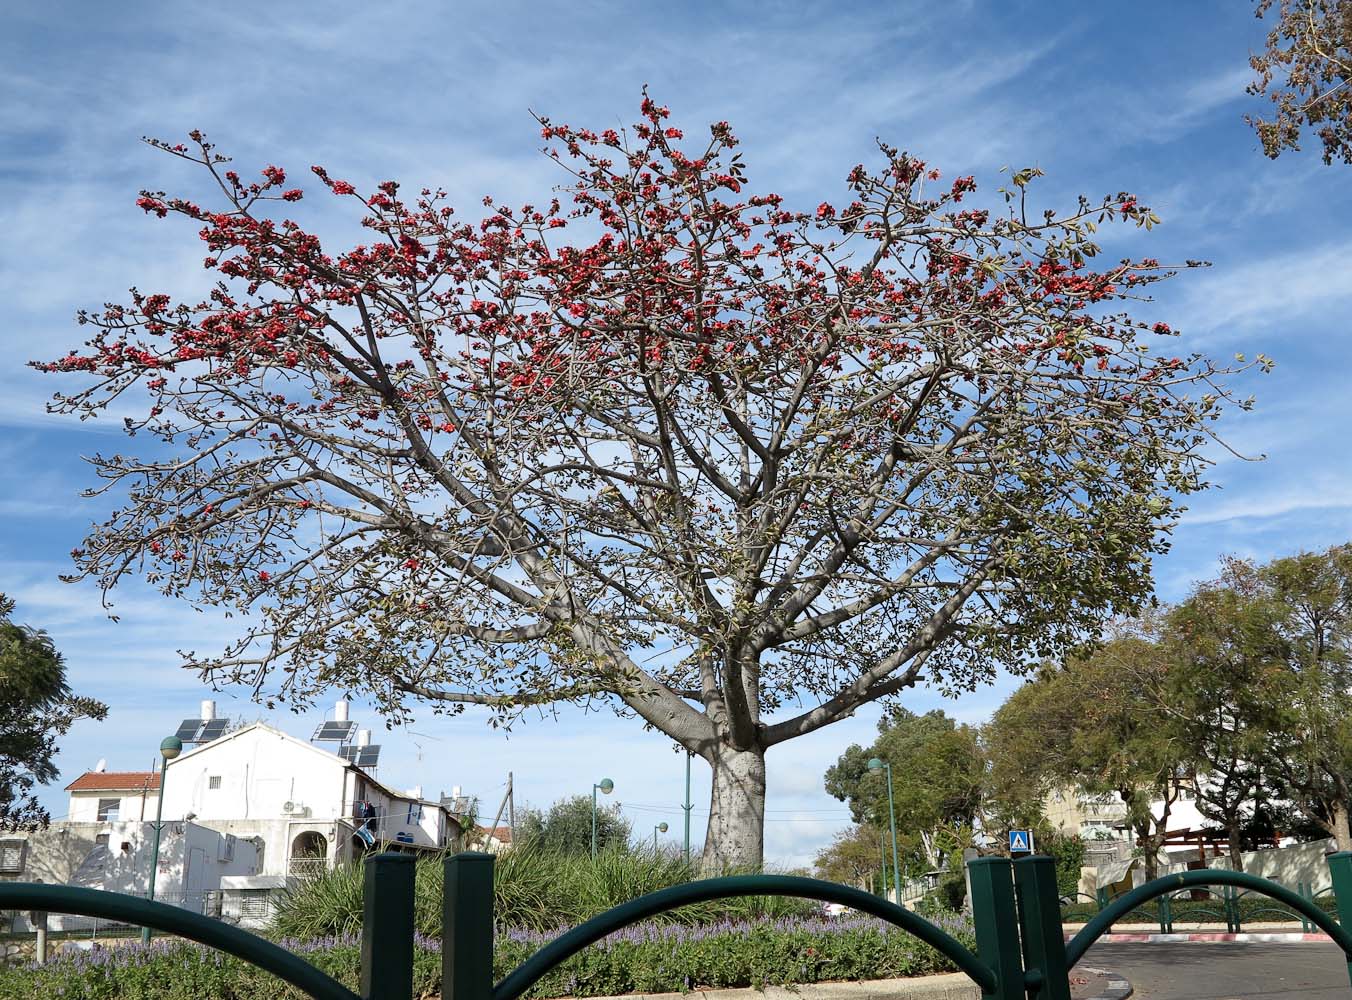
289 830 328 879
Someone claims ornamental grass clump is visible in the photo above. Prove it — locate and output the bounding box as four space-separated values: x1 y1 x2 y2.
271 844 819 940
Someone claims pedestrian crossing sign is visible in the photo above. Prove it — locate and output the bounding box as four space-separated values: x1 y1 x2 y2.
1008 829 1033 853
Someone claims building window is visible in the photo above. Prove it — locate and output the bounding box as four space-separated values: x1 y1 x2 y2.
0 840 26 875
96 798 120 822
208 776 222 790
239 889 271 919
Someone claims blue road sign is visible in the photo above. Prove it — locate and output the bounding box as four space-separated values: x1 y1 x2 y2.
1008 829 1033 853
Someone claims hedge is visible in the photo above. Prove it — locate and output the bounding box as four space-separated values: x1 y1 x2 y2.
1060 892 1339 925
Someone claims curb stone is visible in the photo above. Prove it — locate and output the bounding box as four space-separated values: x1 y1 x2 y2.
1070 931 1331 944
1078 967 1132 1000
559 974 984 1000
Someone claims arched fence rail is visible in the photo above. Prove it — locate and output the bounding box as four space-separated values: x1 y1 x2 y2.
7 850 1352 1000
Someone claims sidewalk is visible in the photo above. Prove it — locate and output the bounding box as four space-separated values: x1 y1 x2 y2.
1064 919 1331 945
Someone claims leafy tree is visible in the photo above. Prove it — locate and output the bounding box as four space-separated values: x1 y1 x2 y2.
824 709 982 870
37 96 1256 866
1248 0 1352 163
0 595 107 830
812 824 888 888
1252 546 1352 849
986 634 1192 879
1158 576 1289 866
514 794 631 855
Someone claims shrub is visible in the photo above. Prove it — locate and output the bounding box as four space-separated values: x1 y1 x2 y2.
1060 891 1338 925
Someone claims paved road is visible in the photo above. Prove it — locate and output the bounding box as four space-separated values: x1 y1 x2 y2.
1082 942 1351 999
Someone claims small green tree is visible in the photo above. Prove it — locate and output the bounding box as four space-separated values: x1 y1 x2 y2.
812 824 888 888
0 595 107 830
514 794 632 855
824 709 983 871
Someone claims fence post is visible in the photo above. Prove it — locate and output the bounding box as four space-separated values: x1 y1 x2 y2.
1013 856 1071 1000
1299 881 1313 934
444 852 495 1000
33 910 48 965
1327 851 1352 989
1158 892 1172 934
967 856 1023 1000
361 852 417 1000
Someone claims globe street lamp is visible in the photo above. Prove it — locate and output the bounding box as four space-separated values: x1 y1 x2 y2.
591 778 614 860
142 735 183 943
653 821 668 853
867 757 901 904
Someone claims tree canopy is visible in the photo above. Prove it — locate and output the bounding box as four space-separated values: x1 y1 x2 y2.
37 95 1256 865
0 595 107 830
985 632 1192 878
824 708 982 871
1248 0 1352 164
514 794 631 855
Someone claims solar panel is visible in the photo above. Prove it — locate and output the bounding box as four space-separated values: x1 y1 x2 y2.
356 746 381 768
175 719 204 741
338 746 360 763
312 720 356 742
196 719 228 742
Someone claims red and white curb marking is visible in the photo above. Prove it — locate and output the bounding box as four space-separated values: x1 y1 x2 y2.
1069 931 1331 944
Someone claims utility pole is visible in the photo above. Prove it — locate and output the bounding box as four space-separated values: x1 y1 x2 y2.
683 750 693 865
507 771 515 845
485 776 513 847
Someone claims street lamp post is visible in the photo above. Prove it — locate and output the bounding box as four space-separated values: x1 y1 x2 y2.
682 750 693 865
142 735 183 943
867 757 901 904
653 821 668 854
591 778 614 860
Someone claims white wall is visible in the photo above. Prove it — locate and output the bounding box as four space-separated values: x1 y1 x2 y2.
159 727 350 825
3 820 258 932
67 790 159 823
1201 837 1338 889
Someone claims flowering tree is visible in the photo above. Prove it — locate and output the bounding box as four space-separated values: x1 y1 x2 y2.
1248 0 1352 164
39 96 1258 866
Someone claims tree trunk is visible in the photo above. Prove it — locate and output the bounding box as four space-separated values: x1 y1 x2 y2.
1332 801 1352 852
1226 819 1244 870
701 744 766 870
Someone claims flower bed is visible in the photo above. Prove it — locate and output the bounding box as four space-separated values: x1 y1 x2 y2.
0 913 974 1000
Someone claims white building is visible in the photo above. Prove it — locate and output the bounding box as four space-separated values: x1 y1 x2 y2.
2 700 465 928
158 715 463 881
0 818 260 931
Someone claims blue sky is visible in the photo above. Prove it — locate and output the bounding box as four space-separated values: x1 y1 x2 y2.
2 1 1351 867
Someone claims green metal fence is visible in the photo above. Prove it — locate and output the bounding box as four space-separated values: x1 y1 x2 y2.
6 850 1352 1000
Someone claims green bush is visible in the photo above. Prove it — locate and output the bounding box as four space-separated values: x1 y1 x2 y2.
1060 891 1339 925
272 844 819 940
0 913 975 999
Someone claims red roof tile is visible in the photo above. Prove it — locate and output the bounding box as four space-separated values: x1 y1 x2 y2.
65 771 162 793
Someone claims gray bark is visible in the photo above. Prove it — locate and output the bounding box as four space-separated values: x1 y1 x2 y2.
701 744 766 870
1332 801 1352 852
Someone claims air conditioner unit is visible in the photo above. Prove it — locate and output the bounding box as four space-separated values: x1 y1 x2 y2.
282 801 311 818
